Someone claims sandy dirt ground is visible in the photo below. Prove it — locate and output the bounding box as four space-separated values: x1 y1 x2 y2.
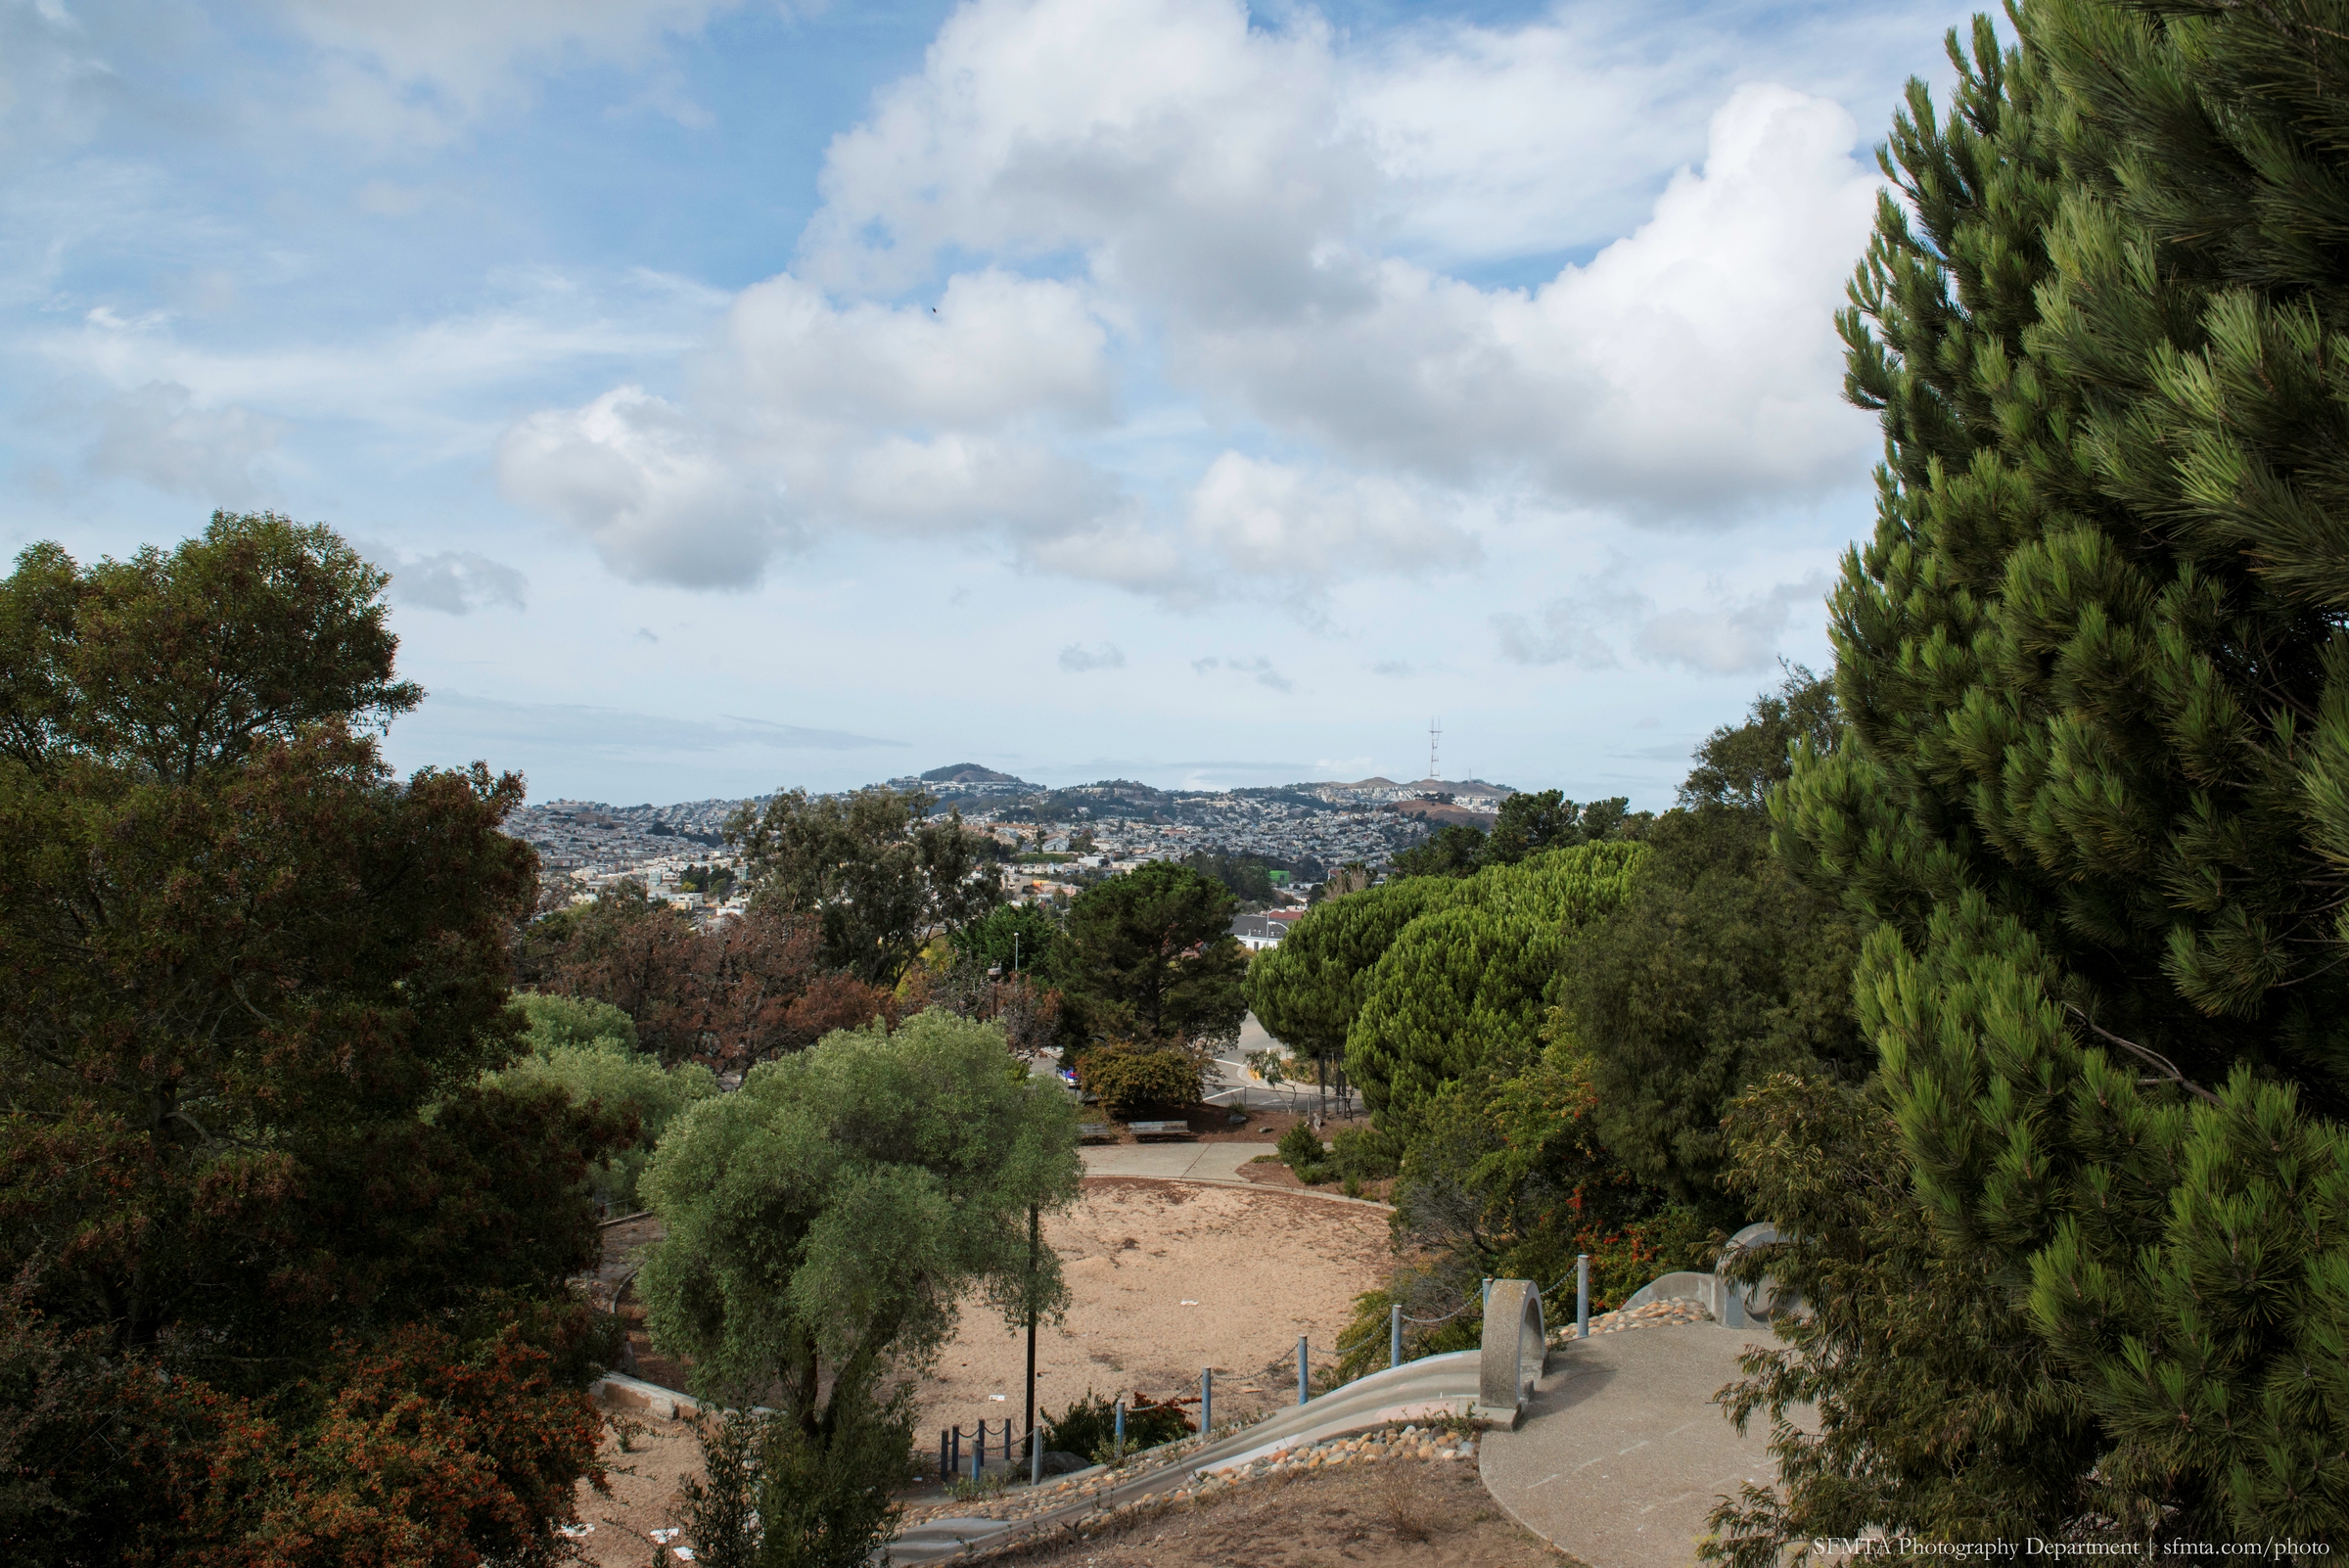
565 1412 703 1568
573 1177 1398 1554
984 1450 1573 1568
915 1177 1394 1449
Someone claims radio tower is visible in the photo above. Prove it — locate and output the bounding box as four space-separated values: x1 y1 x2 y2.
1429 718 1441 785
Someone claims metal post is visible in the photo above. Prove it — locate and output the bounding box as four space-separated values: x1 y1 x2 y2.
941 1429 949 1485
1114 1399 1125 1454
1031 1423 1042 1486
1390 1304 1403 1368
1201 1367 1213 1434
1577 1254 1590 1340
1482 1276 1493 1308
977 1420 987 1470
1024 1207 1038 1472
1297 1336 1309 1406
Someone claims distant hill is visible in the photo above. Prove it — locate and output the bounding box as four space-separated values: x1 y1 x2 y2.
1320 775 1515 799
920 762 1024 784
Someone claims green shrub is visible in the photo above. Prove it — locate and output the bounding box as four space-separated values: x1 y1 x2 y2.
1040 1389 1192 1465
511 991 638 1054
1041 1389 1118 1459
1276 1123 1324 1167
1330 1126 1399 1182
1077 1045 1201 1118
484 1030 717 1209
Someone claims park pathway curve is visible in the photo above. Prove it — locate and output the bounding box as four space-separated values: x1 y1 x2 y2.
1477 1322 1781 1567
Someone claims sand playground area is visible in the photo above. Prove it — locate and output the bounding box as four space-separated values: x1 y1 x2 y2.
917 1176 1393 1442
570 1176 1394 1564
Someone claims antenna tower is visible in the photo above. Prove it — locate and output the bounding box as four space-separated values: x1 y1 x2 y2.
1429 718 1441 784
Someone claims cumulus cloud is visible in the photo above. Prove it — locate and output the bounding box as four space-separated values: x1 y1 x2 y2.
1179 84 1881 514
496 0 1887 598
1194 655 1291 692
1184 453 1477 580
85 380 280 500
497 270 1122 586
1059 642 1125 671
1634 573 1832 674
357 539 529 614
1496 569 1831 675
496 385 793 588
797 0 1882 519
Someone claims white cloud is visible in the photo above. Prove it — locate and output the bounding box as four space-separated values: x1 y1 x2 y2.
1193 654 1291 692
493 268 1124 585
268 0 752 131
496 385 794 588
1634 573 1832 674
84 380 280 500
720 269 1111 433
1181 83 1881 514
1183 453 1477 582
1495 568 1832 675
1059 642 1125 671
783 0 1883 530
358 538 530 614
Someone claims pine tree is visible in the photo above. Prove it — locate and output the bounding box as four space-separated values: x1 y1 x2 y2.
1346 842 1644 1132
1766 0 2349 1543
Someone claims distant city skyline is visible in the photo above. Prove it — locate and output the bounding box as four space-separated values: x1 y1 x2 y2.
5 0 1979 809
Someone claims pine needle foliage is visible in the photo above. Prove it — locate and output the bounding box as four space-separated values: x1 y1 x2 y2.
1760 0 2349 1544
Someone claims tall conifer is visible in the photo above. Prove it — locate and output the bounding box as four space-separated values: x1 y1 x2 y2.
1766 0 2349 1542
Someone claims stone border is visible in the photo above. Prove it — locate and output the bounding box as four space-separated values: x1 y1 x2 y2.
591 1370 699 1421
1470 1279 1546 1428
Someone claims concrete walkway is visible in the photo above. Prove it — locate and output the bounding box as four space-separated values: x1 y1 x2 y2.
1478 1323 1778 1568
1079 1141 1265 1182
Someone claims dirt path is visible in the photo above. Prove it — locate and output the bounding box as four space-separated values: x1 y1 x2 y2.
916 1178 1394 1448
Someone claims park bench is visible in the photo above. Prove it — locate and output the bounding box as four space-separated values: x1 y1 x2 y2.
1078 1123 1117 1142
1127 1120 1196 1141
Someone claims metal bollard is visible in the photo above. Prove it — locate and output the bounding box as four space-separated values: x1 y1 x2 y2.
1297 1336 1309 1406
1201 1366 1213 1434
1577 1254 1590 1340
1481 1276 1493 1308
1391 1304 1403 1368
1114 1399 1125 1452
940 1428 949 1485
977 1420 987 1471
1031 1422 1042 1486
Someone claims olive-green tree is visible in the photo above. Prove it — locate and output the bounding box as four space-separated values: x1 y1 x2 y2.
728 787 1002 985
488 994 719 1209
640 1010 1082 1447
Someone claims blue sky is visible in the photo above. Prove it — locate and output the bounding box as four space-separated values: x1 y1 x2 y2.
3 0 1980 806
